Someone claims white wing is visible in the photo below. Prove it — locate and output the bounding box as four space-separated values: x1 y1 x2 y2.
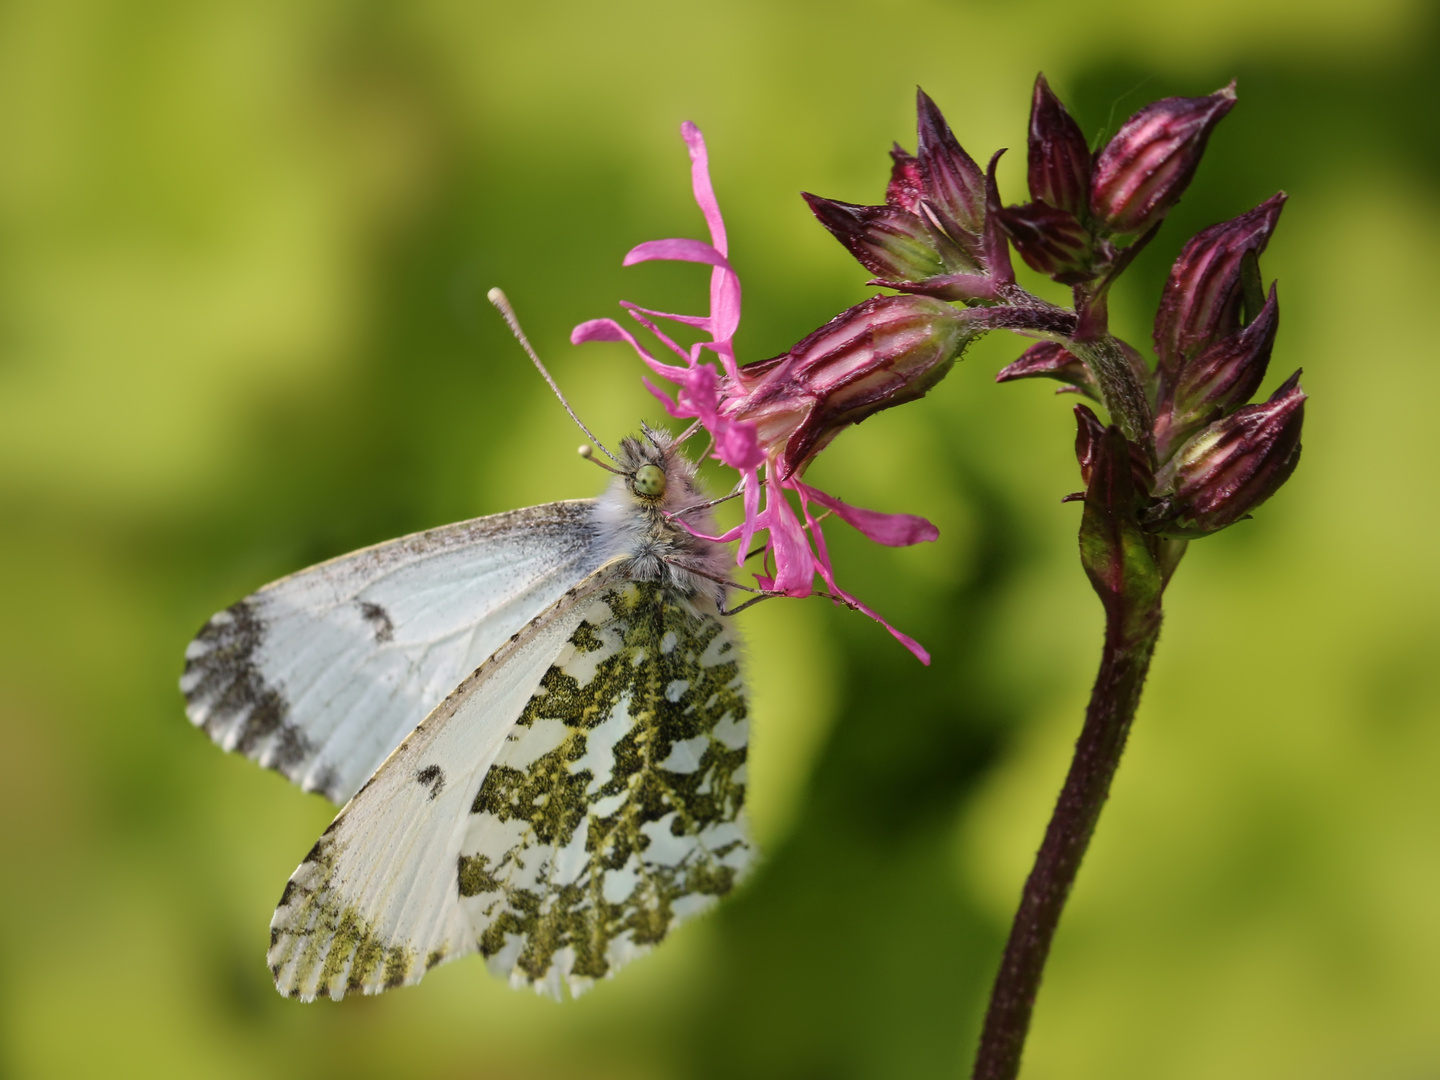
462 580 753 1000
181 500 602 803
267 576 754 1002
267 566 619 1001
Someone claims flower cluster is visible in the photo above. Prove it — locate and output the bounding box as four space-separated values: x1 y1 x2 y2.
573 123 947 663
576 77 1306 661
801 91 1018 305
989 78 1304 538
998 76 1236 290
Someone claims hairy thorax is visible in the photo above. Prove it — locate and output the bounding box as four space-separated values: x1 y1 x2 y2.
591 428 732 603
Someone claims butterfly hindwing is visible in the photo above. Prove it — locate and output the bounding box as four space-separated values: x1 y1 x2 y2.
267 566 621 1002
181 501 602 804
459 579 753 999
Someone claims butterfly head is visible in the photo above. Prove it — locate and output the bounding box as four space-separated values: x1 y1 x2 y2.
613 425 700 511
596 426 731 599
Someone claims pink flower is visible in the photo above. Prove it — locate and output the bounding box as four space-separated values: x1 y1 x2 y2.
573 123 940 663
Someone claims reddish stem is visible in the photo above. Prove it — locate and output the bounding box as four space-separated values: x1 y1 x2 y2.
970 591 1162 1080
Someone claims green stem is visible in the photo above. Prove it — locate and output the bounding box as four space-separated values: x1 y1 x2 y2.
1065 335 1153 445
969 589 1163 1080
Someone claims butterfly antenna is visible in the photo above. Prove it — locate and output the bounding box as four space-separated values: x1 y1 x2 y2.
577 443 626 475
487 288 620 464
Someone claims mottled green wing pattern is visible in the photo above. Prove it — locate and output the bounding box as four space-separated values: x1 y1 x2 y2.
456 581 752 999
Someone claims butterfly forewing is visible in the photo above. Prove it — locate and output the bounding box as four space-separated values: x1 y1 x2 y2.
181 501 602 804
459 580 753 999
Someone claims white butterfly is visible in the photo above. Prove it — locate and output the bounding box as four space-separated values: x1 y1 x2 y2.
181 298 754 1002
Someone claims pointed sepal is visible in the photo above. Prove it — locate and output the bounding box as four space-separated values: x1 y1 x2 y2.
998 201 1093 284
998 341 1099 399
1027 74 1091 218
802 194 949 282
916 88 987 240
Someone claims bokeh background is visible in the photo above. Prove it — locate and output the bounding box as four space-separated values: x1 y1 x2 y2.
2 1 1438 1077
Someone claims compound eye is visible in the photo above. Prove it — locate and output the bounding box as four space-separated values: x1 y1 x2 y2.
632 463 667 498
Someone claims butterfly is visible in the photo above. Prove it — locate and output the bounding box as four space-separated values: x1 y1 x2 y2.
181 296 755 1002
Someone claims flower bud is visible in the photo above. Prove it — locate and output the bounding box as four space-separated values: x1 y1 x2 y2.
876 149 1016 304
726 295 975 476
1027 74 1091 218
998 201 1092 284
997 341 1098 399
1153 193 1285 373
806 92 1015 298
1090 83 1237 235
1162 284 1278 439
1150 370 1305 537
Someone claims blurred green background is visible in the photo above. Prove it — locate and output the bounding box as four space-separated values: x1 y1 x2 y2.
2 0 1438 1077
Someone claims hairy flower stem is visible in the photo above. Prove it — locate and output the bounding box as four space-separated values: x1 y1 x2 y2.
1066 335 1153 446
970 590 1163 1080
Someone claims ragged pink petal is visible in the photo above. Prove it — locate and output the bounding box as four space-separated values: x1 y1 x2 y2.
713 419 764 471
671 361 722 424
764 487 817 596
795 482 832 568
681 121 728 257
619 304 694 364
571 317 633 347
800 483 931 663
797 483 940 546
676 516 745 544
624 238 731 268
835 585 932 664
709 266 742 347
737 469 762 563
623 302 713 331
572 317 690 381
640 376 689 419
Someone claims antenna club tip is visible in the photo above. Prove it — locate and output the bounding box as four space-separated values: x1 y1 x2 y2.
577 445 594 459
486 287 507 305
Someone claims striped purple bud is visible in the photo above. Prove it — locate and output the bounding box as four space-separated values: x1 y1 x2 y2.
1153 193 1285 373
1150 371 1305 537
1154 284 1279 459
1091 84 1237 235
726 295 976 477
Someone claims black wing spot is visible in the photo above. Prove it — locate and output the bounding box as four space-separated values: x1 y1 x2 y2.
184 599 316 775
357 601 395 643
415 764 445 800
